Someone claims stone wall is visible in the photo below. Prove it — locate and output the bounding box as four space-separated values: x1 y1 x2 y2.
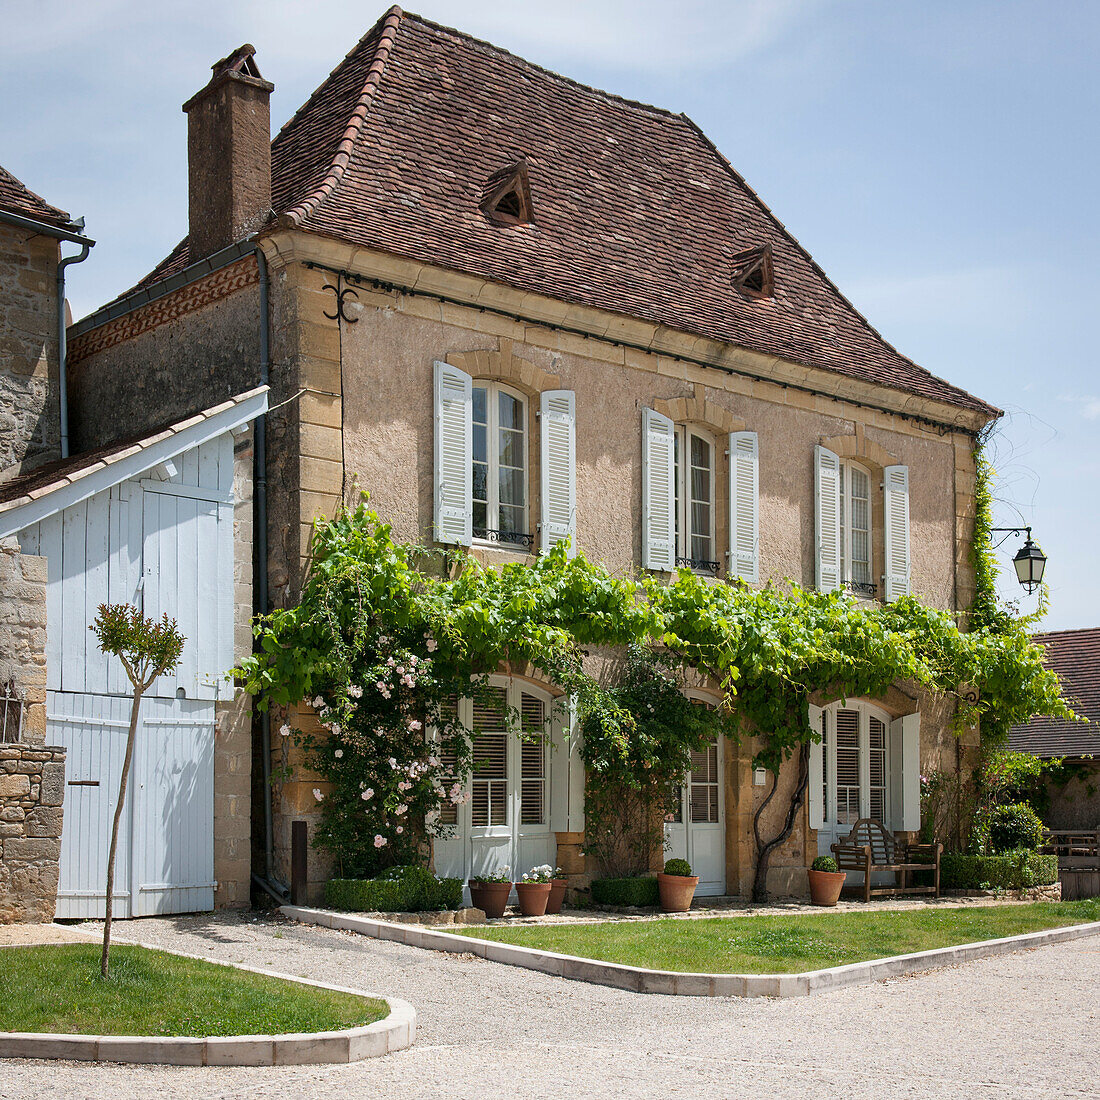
0 744 65 923
212 426 255 908
0 538 48 743
0 223 60 480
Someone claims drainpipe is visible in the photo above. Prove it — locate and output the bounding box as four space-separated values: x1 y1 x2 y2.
250 242 289 903
0 210 95 460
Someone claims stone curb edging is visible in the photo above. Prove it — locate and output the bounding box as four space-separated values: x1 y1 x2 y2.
0 937 416 1065
282 905 1100 999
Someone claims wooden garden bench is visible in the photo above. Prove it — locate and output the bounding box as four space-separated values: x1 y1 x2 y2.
831 818 942 903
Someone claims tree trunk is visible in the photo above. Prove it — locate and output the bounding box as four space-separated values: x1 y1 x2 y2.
751 742 810 903
101 685 143 978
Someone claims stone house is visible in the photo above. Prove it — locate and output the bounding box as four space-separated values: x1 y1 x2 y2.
1010 628 1100 831
65 8 999 902
0 165 265 920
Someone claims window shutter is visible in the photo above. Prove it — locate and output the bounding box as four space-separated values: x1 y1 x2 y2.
889 712 920 833
883 464 911 601
728 431 759 582
642 408 676 572
433 361 473 546
807 703 824 830
814 445 842 592
539 390 576 556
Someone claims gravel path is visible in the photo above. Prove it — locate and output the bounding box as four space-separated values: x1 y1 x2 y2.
1 910 1098 1100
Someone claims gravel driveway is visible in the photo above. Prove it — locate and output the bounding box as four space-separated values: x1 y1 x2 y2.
2 911 1097 1099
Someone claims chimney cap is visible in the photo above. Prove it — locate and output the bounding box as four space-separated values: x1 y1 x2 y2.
183 43 274 112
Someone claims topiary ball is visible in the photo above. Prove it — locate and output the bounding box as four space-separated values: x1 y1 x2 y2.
987 802 1044 853
663 858 694 877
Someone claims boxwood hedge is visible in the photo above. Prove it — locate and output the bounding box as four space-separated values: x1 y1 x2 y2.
941 851 1058 891
590 875 660 907
325 866 463 912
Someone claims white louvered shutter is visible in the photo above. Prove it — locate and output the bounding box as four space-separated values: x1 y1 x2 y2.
807 703 824 830
433 361 473 546
728 431 759 582
540 390 576 556
642 408 676 572
815 446 842 592
883 464 911 601
889 712 921 832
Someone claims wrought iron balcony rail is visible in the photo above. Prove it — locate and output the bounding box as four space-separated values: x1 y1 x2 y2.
676 557 721 576
842 580 877 598
473 527 536 548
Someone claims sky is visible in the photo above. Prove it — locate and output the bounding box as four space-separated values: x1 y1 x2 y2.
2 0 1097 629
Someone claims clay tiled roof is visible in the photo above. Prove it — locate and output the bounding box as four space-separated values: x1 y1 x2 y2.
131 7 998 419
1009 629 1100 759
0 163 69 226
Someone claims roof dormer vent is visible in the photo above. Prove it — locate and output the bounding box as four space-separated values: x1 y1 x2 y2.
731 245 774 299
481 160 533 226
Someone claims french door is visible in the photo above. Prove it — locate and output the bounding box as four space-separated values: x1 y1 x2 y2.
433 681 556 892
815 703 890 861
664 736 726 896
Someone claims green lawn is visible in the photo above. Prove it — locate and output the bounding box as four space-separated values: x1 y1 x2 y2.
452 898 1100 974
0 944 387 1037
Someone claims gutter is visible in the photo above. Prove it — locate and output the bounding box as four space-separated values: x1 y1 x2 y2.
0 208 96 460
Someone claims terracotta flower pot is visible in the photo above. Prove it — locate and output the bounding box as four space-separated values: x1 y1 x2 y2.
515 881 553 917
545 878 568 915
657 872 699 913
807 868 846 906
469 880 512 918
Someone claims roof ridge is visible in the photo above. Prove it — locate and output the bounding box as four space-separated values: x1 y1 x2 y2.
674 113 1000 422
1035 628 1100 639
400 9 686 123
279 5 404 228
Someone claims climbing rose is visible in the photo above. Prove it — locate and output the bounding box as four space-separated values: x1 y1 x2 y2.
313 788 323 802
334 749 343 759
278 724 290 738
408 719 422 731
360 788 374 800
396 826 404 835
373 834 387 848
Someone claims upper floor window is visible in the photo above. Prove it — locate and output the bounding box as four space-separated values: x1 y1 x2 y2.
472 382 528 546
673 426 717 574
839 460 873 596
434 361 576 555
815 446 909 601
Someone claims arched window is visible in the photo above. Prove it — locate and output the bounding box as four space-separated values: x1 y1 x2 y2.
471 382 528 546
673 425 716 573
816 700 890 839
839 460 873 595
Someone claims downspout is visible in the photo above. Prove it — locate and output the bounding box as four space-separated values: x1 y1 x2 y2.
250 242 289 902
0 210 95 460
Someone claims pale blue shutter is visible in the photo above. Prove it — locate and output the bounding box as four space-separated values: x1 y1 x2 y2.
642 408 676 571
540 390 576 556
433 361 473 546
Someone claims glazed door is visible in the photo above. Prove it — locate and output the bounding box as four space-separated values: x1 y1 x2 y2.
664 737 725 896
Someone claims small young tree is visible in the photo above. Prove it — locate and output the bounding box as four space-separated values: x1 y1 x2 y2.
91 604 184 978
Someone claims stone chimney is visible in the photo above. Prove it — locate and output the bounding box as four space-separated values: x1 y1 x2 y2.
182 44 274 260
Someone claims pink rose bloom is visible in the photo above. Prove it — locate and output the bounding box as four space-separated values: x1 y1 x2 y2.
408 719 422 731
396 826 404 835
313 788 323 802
396 804 407 815
373 834 387 848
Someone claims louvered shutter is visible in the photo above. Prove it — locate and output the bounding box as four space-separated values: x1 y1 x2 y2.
433 361 473 546
883 464 911 601
540 390 576 556
519 692 547 826
889 712 921 832
642 408 676 571
728 431 759 582
815 446 842 591
807 704 824 830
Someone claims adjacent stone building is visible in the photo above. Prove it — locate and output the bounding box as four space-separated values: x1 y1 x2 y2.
65 8 1000 901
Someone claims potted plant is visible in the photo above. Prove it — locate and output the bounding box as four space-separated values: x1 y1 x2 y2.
468 867 513 918
546 866 568 915
807 855 846 906
657 858 699 913
515 864 554 917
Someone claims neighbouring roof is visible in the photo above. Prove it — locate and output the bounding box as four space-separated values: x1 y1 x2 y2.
125 6 997 419
0 387 268 539
0 163 70 226
1009 628 1100 759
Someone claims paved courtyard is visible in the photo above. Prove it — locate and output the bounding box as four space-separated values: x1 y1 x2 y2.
1 911 1098 1099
